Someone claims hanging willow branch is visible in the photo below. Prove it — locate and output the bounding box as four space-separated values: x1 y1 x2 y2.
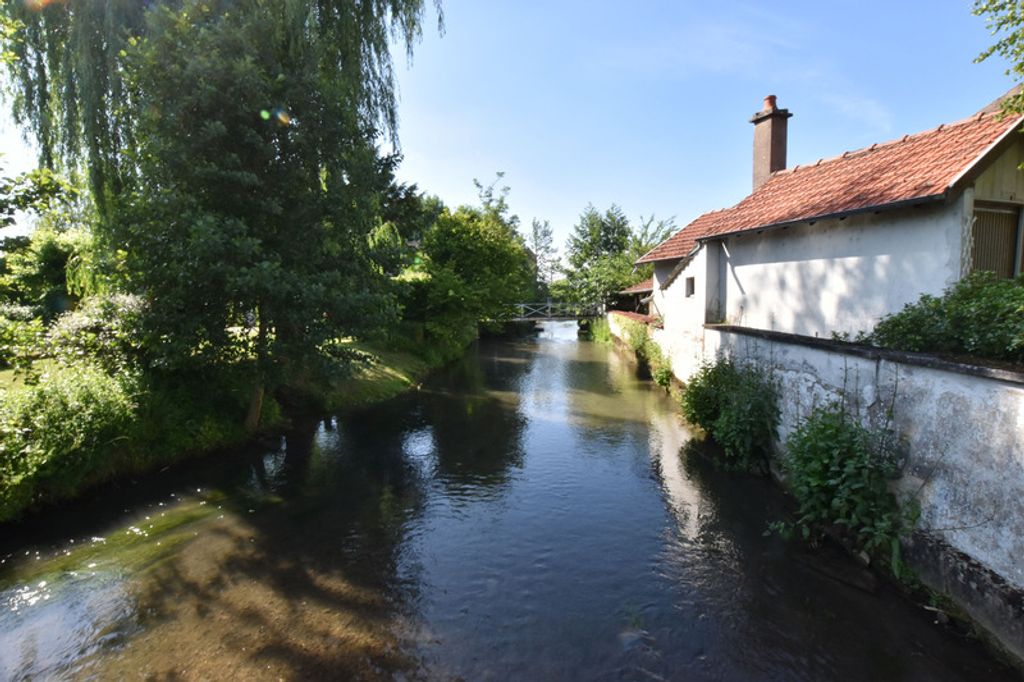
1 0 442 210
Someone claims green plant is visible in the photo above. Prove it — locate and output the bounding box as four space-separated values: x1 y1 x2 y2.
680 357 778 470
778 402 916 576
45 294 146 373
622 318 672 387
0 363 137 520
587 317 613 345
0 314 44 370
869 272 1024 363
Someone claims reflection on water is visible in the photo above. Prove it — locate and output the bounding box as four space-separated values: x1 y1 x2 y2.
0 321 1019 680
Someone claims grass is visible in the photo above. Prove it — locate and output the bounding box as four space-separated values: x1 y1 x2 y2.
325 343 438 411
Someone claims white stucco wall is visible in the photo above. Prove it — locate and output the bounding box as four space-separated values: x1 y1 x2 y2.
718 198 968 338
649 252 709 380
705 328 1024 658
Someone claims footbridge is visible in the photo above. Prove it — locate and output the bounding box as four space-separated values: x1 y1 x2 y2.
510 302 604 322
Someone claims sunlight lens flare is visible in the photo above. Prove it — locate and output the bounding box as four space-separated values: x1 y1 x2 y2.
24 0 65 11
260 107 292 126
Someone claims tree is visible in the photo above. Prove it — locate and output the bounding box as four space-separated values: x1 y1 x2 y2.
528 219 558 296
2 0 441 207
396 180 535 360
561 205 673 307
975 1 1024 113
2 1 442 429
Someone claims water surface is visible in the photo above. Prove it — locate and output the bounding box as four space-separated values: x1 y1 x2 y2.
1 322 1019 680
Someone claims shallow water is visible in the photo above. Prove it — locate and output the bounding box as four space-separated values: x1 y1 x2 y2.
0 322 1019 680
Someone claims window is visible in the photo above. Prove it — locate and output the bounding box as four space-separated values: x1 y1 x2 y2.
972 204 1023 278
685 277 695 297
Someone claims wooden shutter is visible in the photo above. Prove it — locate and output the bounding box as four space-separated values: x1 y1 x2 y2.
972 206 1020 278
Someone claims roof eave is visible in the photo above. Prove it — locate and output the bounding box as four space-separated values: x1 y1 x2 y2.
697 193 950 244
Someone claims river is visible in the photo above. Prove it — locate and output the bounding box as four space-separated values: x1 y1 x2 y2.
0 322 1019 680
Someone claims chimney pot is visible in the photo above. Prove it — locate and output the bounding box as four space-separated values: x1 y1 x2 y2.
750 95 792 190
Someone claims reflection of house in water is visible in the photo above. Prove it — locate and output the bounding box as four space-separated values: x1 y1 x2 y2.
647 411 703 540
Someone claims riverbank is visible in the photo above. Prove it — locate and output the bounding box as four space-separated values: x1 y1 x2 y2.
2 322 1016 681
605 311 1024 670
0 341 448 525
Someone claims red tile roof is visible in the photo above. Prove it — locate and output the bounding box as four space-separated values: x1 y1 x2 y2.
637 110 1024 264
619 278 653 294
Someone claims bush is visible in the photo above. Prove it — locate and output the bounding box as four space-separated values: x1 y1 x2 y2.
680 357 778 470
46 294 146 373
623 318 672 388
0 364 137 520
0 314 44 370
779 403 914 576
869 272 1024 363
587 317 612 344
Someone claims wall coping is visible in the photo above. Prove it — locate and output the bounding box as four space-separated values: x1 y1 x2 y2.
705 324 1024 387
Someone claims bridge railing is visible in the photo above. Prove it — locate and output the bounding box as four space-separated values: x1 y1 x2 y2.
511 302 604 320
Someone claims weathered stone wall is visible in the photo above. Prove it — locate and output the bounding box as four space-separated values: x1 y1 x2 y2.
607 314 1024 661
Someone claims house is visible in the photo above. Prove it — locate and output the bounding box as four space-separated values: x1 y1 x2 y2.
612 278 654 315
638 94 1024 374
619 94 1024 659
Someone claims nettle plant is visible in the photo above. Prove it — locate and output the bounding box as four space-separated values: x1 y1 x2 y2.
679 356 779 471
775 400 918 577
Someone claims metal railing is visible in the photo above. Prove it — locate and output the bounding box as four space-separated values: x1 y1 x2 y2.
511 302 604 320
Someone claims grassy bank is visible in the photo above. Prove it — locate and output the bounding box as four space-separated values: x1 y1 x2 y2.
0 343 446 524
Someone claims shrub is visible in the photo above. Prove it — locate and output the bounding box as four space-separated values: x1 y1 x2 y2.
779 402 915 575
587 317 612 344
46 294 146 373
0 314 44 370
680 357 778 470
622 318 672 387
0 364 137 520
869 272 1024 363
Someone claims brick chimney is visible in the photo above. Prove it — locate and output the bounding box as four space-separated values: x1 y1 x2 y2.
750 95 792 190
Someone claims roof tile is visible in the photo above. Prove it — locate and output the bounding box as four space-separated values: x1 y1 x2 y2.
637 110 1024 264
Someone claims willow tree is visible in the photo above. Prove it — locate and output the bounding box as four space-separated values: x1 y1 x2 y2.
3 0 440 206
2 0 442 428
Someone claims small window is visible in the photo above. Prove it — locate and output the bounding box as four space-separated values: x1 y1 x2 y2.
685 277 695 297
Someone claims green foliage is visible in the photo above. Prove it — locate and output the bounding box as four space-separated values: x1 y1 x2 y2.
778 403 915 576
109 0 406 382
586 317 612 345
680 357 778 470
0 363 136 520
2 0 440 201
0 313 43 370
621 318 672 388
1 225 82 318
868 272 1024 363
974 1 1024 114
528 218 558 295
0 168 72 229
392 178 535 362
46 294 145 374
562 205 673 306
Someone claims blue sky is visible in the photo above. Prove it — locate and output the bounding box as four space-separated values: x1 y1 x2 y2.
0 1 1018 251
391 0 1017 251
